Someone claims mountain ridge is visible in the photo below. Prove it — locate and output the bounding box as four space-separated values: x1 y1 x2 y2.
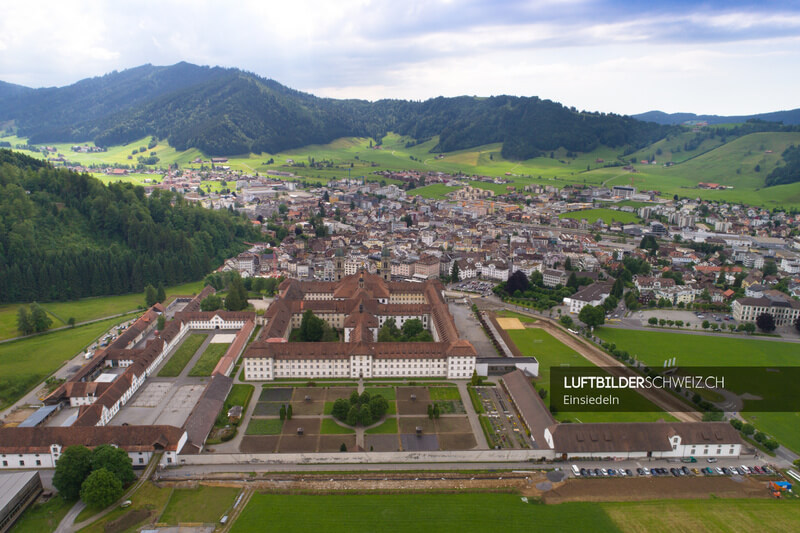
633 109 800 126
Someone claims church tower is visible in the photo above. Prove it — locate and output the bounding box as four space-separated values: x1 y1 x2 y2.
380 247 391 281
335 248 344 281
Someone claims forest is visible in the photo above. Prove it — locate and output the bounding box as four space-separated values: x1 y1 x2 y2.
1 63 674 158
0 149 261 303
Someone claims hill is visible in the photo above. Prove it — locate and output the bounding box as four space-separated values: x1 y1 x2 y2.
0 149 260 304
0 62 673 158
634 108 800 126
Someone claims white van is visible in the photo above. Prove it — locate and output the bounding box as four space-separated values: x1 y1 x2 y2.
571 464 581 476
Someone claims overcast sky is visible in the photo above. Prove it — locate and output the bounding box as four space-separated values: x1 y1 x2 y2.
1 0 799 115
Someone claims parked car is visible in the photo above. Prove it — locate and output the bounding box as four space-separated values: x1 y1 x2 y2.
722 467 732 475
636 468 645 476
739 465 751 474
670 468 680 477
600 468 608 476
707 457 718 463
715 467 724 475
681 466 691 476
751 466 762 475
729 467 740 475
625 469 633 476
642 467 651 476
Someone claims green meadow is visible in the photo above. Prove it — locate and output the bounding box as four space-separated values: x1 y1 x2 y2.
506 327 673 423
559 208 640 225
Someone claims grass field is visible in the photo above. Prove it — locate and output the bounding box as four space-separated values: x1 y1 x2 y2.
12 495 73 533
157 334 207 377
76 482 172 533
506 327 674 423
0 315 130 409
320 418 356 434
364 387 397 401
246 418 283 435
159 485 240 525
429 387 462 401
188 342 230 377
407 183 460 199
594 327 800 451
231 493 800 533
0 280 206 341
365 417 399 434
559 208 640 225
496 310 537 323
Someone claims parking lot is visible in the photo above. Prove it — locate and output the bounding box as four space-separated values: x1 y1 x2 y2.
450 280 495 296
629 309 736 329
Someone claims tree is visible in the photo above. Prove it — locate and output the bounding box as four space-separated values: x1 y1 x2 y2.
200 294 223 311
340 443 347 452
90 445 134 486
506 270 530 295
743 322 756 334
157 315 165 330
144 284 158 307
68 317 76 328
432 403 440 419
80 468 123 509
611 278 624 299
762 261 778 276
378 318 401 342
30 303 52 333
566 272 578 289
741 423 755 436
470 370 483 386
16 306 33 335
702 320 710 329
279 404 286 421
564 257 573 271
286 404 293 420
648 317 658 325
450 262 460 283
156 284 166 303
578 305 605 328
224 276 249 311
559 315 574 328
756 312 776 333
401 319 424 339
427 404 434 419
53 445 93 500
639 235 659 252
299 309 325 342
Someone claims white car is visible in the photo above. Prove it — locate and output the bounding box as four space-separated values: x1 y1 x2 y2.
600 468 608 476
642 467 651 476
739 465 751 474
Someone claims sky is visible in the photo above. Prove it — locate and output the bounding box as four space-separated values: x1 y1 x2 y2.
1 0 799 116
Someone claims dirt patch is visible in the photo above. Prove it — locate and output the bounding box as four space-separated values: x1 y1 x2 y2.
438 433 477 450
281 418 321 435
540 476 770 504
290 401 324 416
292 387 326 402
318 435 357 453
399 417 436 433
239 436 279 453
496 317 525 330
365 434 400 452
1 407 36 425
326 387 357 401
259 388 292 402
435 416 472 433
277 435 318 453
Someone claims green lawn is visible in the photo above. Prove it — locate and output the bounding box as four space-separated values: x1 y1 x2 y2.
77 481 173 533
365 417 399 434
320 418 356 434
559 208 640 225
428 386 462 401
246 418 283 435
188 342 230 377
407 183 459 199
12 496 73 533
232 494 800 533
232 494 618 533
157 334 208 377
0 315 129 409
160 485 240 525
0 280 206 341
506 328 673 423
364 386 396 401
595 327 800 452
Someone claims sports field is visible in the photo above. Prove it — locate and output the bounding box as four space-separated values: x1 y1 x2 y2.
407 183 459 199
595 327 800 452
506 327 674 423
231 493 800 533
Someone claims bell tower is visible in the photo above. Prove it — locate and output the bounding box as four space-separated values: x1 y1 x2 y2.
380 247 391 281
335 248 344 281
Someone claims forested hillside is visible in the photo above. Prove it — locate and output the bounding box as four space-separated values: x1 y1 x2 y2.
0 150 260 303
0 63 673 158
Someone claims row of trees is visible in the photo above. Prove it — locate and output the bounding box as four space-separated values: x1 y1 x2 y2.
16 303 53 335
52 444 135 509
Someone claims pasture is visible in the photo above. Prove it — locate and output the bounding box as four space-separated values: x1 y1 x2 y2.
231 493 800 533
0 280 206 341
506 327 673 423
0 315 129 409
559 208 640 225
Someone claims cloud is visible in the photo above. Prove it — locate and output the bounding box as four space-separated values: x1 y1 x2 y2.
0 1 798 114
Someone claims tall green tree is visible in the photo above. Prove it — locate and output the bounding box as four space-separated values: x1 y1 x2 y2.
144 284 158 307
16 306 33 335
80 468 123 509
450 262 460 283
156 284 166 303
90 445 135 486
53 445 93 500
30 303 53 333
578 305 605 328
